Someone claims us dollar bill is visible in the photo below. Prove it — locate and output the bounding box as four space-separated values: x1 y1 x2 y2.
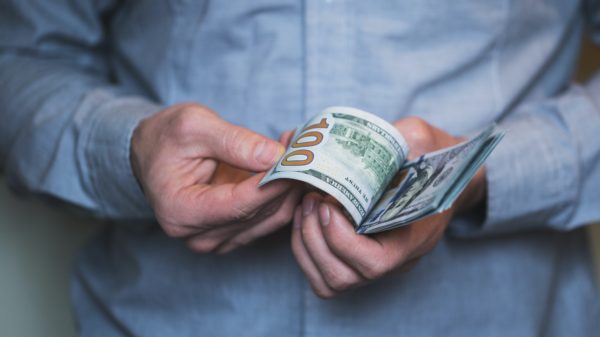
260 107 504 233
259 106 409 224
357 124 504 233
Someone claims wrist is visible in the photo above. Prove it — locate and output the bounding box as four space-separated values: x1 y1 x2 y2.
81 93 160 217
130 122 143 183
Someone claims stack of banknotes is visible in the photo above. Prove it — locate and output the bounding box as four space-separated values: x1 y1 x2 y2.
260 107 504 234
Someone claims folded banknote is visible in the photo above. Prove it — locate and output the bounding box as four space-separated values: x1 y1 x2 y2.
260 106 504 234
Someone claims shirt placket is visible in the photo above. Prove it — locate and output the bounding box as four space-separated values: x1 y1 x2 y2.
303 0 354 121
302 0 354 336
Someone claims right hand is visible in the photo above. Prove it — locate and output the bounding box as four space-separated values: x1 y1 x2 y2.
130 103 301 254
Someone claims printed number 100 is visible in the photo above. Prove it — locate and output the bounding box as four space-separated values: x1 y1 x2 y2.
281 118 330 166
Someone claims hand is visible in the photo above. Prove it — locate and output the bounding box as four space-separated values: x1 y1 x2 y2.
131 103 301 254
291 117 487 298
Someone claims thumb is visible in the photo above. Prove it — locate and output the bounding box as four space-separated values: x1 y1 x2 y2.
279 129 296 148
205 119 284 172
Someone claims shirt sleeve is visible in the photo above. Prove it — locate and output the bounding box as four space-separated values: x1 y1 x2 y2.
0 0 162 219
449 4 600 237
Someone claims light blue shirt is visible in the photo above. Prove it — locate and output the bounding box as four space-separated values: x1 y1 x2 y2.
1 1 600 336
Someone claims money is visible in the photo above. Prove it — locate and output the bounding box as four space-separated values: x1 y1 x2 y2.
260 106 409 224
260 106 504 233
358 125 504 233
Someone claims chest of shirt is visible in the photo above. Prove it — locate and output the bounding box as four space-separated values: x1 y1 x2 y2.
107 0 580 136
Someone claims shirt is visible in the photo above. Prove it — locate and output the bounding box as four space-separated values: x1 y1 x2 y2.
1 0 600 336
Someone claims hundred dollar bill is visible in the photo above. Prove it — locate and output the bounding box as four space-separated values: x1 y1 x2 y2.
260 106 504 233
357 124 504 233
260 106 409 224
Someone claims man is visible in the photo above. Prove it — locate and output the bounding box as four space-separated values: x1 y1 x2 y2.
1 1 599 336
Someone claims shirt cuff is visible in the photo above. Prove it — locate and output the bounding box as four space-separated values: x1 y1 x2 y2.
80 89 162 219
449 95 583 237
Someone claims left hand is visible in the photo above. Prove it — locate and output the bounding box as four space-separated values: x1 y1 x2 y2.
291 117 487 298
130 103 301 255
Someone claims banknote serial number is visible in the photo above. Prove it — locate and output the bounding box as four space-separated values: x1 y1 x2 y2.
344 176 369 204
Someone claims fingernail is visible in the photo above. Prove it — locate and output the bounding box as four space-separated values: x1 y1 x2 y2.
303 197 315 216
254 141 282 166
320 204 330 227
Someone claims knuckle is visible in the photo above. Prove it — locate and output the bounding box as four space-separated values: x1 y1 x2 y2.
362 261 389 281
227 231 256 248
313 287 336 299
177 103 213 117
401 116 430 132
229 237 251 249
161 224 189 238
155 211 183 238
325 272 354 292
398 117 435 150
153 201 194 238
230 202 258 222
173 105 199 128
188 238 220 254
169 104 213 139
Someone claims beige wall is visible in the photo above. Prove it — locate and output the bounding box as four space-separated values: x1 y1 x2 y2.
1 34 599 337
0 179 103 337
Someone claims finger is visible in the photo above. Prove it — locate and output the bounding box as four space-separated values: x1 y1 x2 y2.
392 117 437 159
374 211 449 260
319 202 409 280
186 201 282 253
279 129 296 148
186 232 236 254
185 220 249 254
184 173 292 226
216 186 302 254
290 207 336 299
392 116 458 159
202 117 285 172
186 195 282 254
200 186 288 237
300 194 364 293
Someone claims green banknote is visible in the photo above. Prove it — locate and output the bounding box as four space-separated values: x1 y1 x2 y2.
259 106 504 233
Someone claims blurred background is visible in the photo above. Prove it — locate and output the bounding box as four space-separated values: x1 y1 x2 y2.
1 35 599 337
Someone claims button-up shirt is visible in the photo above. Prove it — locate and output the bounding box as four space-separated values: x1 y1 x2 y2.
1 1 600 336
